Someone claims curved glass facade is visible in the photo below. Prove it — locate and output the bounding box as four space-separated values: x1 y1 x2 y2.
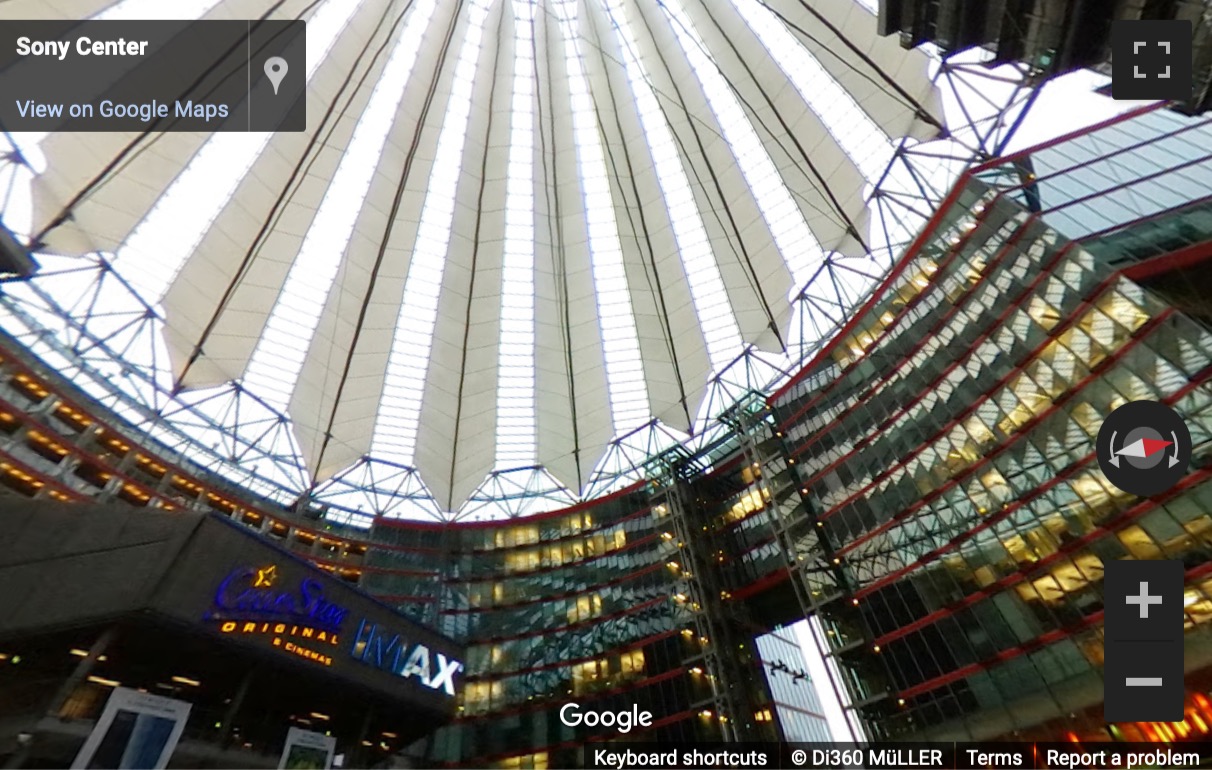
767 107 1212 743
364 491 722 764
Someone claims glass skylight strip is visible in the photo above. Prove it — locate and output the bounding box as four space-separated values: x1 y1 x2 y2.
659 0 823 290
602 0 745 372
552 0 651 431
371 0 494 465
242 0 439 412
731 0 895 182
116 0 363 304
495 0 539 468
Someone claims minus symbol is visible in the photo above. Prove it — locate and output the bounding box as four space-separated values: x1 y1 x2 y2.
1126 677 1164 687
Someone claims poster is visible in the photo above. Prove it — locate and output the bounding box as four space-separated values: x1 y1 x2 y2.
71 687 192 769
277 726 336 770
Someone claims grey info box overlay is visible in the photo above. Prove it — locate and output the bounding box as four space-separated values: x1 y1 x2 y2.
0 20 305 132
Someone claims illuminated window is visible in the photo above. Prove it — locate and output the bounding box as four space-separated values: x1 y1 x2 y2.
944 443 980 475
565 512 591 533
1056 326 1107 371
725 488 771 523
504 549 541 574
963 415 996 447
1186 583 1212 628
495 526 539 549
571 660 607 695
57 683 106 720
497 752 549 770
1001 534 1032 567
1068 471 1128 515
740 463 762 484
1017 553 1105 606
1098 289 1150 332
611 529 627 550
1026 295 1062 330
567 594 603 624
971 468 1011 514
1074 632 1105 667
996 376 1051 434
619 649 645 676
548 544 571 567
1119 525 1164 559
462 680 504 715
1069 401 1104 438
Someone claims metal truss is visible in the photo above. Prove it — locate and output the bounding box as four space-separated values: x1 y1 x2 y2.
0 45 1048 525
648 445 757 741
716 398 868 742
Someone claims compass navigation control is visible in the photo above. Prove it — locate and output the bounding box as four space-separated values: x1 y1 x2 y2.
1097 400 1191 497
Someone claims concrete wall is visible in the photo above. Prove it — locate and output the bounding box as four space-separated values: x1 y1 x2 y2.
0 500 197 635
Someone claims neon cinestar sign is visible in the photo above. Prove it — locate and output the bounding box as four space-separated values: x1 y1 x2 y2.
349 619 463 697
210 565 349 630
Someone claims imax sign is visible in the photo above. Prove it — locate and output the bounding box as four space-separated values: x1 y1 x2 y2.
349 619 463 697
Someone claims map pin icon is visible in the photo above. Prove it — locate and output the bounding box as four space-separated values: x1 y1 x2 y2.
264 56 288 95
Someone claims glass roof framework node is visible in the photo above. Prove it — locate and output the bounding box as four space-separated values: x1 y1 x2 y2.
0 0 1053 523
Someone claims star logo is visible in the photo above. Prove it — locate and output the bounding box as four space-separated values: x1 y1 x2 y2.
253 565 278 587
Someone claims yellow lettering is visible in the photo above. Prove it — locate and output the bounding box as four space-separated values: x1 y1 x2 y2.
274 623 286 634
242 622 256 633
302 627 314 638
273 637 282 646
317 631 328 642
221 622 236 632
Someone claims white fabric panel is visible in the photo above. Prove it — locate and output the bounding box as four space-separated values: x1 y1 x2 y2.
625 0 794 355
577 0 711 432
20 0 949 515
680 0 870 259
414 0 510 511
29 0 318 256
287 0 465 478
532 5 613 492
166 0 403 388
32 130 206 255
758 0 944 141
